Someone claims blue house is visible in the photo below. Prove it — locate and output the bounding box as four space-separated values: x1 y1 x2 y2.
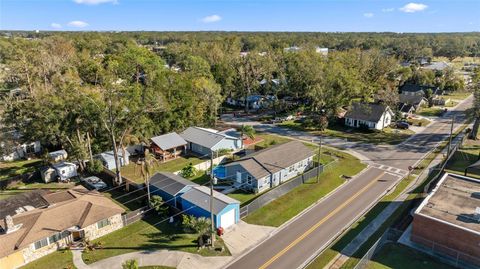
181 186 240 229
148 172 198 208
180 127 242 157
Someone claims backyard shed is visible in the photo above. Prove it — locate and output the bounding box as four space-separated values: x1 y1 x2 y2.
149 172 198 208
181 186 240 229
41 162 78 182
96 150 130 170
48 149 68 163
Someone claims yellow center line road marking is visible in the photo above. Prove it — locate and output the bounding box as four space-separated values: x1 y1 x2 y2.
258 171 386 269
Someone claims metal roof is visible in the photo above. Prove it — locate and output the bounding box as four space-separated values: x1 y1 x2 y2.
180 127 229 149
149 172 198 196
181 186 239 215
150 132 187 150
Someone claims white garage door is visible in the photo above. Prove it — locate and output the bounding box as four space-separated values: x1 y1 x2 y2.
220 208 235 228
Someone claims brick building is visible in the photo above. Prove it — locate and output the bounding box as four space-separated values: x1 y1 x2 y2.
411 173 480 267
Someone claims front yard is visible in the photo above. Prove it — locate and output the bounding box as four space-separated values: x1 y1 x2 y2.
418 107 444 117
280 120 413 145
120 155 204 183
81 214 230 264
244 149 365 227
19 250 76 269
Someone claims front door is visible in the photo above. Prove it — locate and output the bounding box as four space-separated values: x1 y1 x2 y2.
353 119 358 127
72 231 84 241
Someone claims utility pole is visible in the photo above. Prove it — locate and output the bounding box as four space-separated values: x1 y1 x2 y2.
446 115 456 160
316 135 322 183
210 151 215 248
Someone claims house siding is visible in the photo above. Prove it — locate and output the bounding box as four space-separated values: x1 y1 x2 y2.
181 199 240 228
212 138 242 152
149 185 193 208
6 214 124 269
345 112 392 130
225 155 314 194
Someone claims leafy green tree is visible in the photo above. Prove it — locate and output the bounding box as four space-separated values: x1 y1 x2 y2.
181 163 197 178
149 195 169 216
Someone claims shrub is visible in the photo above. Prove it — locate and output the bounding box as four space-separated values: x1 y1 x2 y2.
86 159 104 175
181 162 197 178
149 195 169 216
122 259 138 269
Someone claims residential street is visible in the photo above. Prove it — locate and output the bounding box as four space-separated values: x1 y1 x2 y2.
225 96 473 269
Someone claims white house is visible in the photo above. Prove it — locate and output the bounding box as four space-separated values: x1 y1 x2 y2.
344 103 394 130
0 140 41 161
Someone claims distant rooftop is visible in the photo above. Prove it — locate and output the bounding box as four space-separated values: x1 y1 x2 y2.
416 173 480 235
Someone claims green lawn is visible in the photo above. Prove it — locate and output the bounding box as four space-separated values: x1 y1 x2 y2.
81 214 230 264
418 107 444 117
445 141 480 178
249 133 292 149
366 243 454 269
407 117 431 127
0 159 42 181
227 189 259 205
19 250 76 269
279 121 413 145
444 90 472 101
120 156 204 183
244 150 365 227
102 188 148 212
0 181 77 200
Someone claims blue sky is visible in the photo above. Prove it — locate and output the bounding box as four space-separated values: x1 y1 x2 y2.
1 0 479 32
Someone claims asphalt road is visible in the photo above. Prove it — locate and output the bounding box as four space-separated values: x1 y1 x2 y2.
225 96 473 269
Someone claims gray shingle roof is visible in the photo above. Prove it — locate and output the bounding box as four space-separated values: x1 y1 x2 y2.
344 103 392 122
181 186 239 215
149 172 198 196
180 127 227 149
224 140 315 179
399 84 439 95
0 190 49 219
150 132 187 150
399 95 427 106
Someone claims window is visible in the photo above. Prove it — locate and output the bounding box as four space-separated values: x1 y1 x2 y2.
246 175 252 185
289 166 294 172
97 218 110 229
34 238 49 250
48 231 69 243
26 144 36 154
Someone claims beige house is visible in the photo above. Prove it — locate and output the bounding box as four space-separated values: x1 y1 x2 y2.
0 186 125 269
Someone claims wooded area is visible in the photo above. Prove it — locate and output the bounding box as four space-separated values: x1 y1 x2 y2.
0 31 479 182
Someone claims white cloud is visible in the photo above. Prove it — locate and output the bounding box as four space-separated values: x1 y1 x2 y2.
73 0 117 5
201 14 222 23
399 3 428 13
68 20 89 28
50 23 62 29
382 8 394 12
363 13 374 18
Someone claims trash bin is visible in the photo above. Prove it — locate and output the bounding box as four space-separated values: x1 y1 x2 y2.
217 227 224 236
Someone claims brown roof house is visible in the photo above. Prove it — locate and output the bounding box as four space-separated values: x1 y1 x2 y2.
0 186 125 269
221 141 315 193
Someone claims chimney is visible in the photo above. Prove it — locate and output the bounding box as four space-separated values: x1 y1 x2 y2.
4 215 22 234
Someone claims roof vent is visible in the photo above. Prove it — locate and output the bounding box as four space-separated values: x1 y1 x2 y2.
475 207 480 223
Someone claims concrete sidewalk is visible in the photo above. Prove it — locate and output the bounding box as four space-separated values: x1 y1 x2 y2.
326 128 469 269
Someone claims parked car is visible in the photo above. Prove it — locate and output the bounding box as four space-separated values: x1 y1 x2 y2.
396 121 410 129
81 176 107 190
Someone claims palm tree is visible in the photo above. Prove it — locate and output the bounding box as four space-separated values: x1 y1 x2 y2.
140 149 157 204
240 125 256 148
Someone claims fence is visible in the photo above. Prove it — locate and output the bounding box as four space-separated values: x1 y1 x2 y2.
122 205 151 226
410 234 480 269
240 162 335 218
353 228 403 269
353 131 469 269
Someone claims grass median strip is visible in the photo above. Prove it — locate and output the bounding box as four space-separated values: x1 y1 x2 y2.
243 150 365 227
